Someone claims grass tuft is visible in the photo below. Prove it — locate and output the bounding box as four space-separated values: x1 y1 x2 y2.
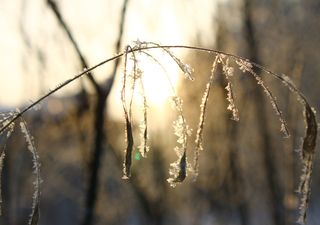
0 43 317 223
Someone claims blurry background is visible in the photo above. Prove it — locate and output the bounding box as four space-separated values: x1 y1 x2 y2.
0 0 319 225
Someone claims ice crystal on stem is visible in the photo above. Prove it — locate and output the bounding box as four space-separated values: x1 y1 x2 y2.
236 59 253 72
167 97 191 187
221 57 239 121
193 55 219 179
20 120 41 225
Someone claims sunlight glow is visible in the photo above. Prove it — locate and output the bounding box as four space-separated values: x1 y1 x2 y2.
139 52 180 108
0 0 217 114
108 49 181 122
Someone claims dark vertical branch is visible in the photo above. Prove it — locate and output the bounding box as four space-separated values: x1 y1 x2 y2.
243 1 284 225
220 74 249 225
243 0 260 64
46 0 129 224
46 0 100 92
0 152 11 225
215 21 250 225
105 0 129 87
82 1 129 225
82 92 106 225
227 121 249 225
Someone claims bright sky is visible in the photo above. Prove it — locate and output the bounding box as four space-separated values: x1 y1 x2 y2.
0 0 218 118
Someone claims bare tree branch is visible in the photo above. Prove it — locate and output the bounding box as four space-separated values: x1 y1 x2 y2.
46 0 100 92
243 1 285 224
82 1 129 225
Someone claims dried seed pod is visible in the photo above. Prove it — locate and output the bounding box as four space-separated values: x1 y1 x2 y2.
298 105 317 224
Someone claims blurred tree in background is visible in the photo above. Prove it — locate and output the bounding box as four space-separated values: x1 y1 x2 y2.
0 0 319 225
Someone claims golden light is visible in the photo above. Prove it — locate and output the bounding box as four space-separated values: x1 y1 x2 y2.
0 0 217 112
108 49 181 123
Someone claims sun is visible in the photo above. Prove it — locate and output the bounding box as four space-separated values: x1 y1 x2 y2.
108 50 182 121
139 52 180 108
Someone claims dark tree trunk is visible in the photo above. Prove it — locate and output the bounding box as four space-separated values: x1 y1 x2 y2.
0 151 11 225
82 91 106 225
243 1 285 225
215 21 250 225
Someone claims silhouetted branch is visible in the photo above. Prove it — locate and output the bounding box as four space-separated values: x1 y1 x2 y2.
82 1 129 225
243 1 285 224
107 0 129 87
46 0 100 92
